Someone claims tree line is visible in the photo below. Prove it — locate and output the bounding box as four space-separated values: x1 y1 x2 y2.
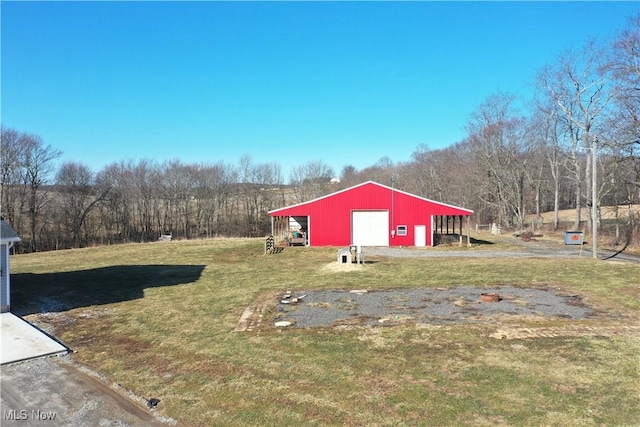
1 15 638 252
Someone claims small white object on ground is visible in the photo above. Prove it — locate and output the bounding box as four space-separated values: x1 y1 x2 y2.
275 321 293 327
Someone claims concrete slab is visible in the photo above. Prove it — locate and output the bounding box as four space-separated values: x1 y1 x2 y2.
1 313 68 365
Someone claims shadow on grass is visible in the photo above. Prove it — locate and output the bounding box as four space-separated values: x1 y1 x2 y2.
11 264 206 315
470 237 495 245
434 234 495 246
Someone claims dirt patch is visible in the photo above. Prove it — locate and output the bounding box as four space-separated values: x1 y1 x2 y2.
234 285 628 333
619 285 640 299
489 324 640 340
321 262 365 273
234 292 274 332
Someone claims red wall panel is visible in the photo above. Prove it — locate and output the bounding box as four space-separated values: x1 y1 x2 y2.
270 182 472 247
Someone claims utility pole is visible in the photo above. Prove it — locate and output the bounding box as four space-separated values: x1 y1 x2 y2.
591 136 598 260
391 175 395 240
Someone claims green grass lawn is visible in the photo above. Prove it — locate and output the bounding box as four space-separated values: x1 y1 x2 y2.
11 238 640 426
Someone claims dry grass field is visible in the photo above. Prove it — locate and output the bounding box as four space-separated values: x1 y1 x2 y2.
526 204 640 253
10 236 640 426
529 204 640 224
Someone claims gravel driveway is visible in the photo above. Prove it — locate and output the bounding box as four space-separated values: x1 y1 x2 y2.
1 356 173 427
364 238 640 263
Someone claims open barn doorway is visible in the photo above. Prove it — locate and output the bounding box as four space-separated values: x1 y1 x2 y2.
271 215 309 246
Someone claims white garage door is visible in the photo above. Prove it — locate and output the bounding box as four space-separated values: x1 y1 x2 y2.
352 211 389 246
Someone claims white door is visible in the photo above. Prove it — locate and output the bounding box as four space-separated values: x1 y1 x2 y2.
352 211 389 246
414 225 426 247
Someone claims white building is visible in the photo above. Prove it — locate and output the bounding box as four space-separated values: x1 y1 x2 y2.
1 220 21 313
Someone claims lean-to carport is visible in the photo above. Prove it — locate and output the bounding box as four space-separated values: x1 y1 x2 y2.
433 214 472 246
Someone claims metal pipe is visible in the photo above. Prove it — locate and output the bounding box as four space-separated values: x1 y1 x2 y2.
592 137 598 260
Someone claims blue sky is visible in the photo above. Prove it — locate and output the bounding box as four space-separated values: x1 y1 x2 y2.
2 1 638 182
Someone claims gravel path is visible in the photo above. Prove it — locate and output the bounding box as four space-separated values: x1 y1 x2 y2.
364 238 640 263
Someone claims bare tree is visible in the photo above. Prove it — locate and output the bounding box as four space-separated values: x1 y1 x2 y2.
406 145 445 201
610 13 640 136
95 161 137 243
159 159 192 239
236 155 283 236
338 165 359 189
289 160 335 203
20 133 62 251
0 127 26 227
538 40 615 232
123 159 158 240
55 161 111 247
190 162 230 238
592 15 640 244
466 92 531 228
609 13 640 194
356 157 397 188
532 100 568 230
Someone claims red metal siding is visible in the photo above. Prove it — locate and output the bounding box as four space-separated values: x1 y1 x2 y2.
270 181 472 247
307 183 389 246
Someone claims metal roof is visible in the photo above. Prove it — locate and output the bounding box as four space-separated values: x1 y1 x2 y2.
0 220 21 244
269 180 474 215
